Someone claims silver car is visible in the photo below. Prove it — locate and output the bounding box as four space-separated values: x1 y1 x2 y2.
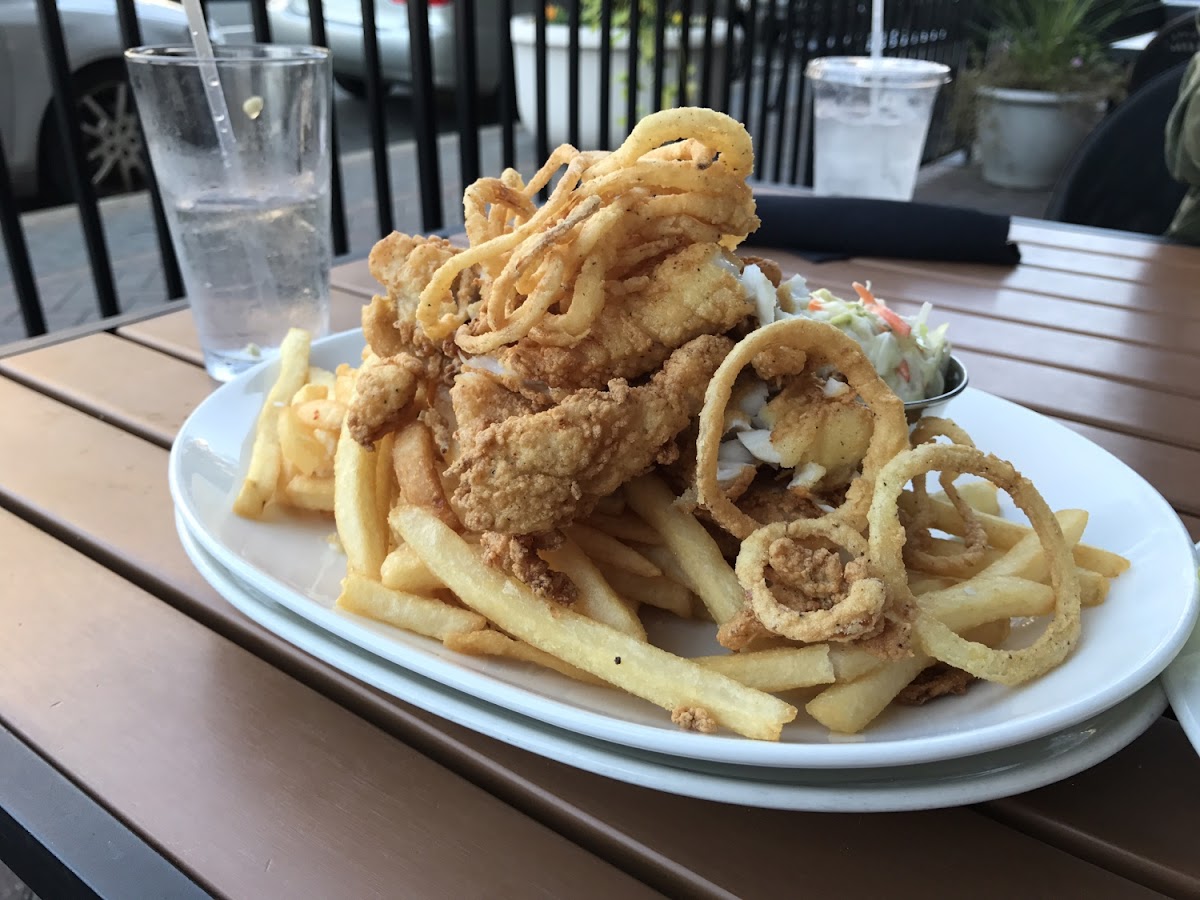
0 0 199 202
267 0 534 96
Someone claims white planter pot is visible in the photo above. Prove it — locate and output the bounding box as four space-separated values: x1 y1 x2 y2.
510 15 728 151
975 86 1105 190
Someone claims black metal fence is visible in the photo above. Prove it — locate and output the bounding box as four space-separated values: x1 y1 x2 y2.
0 0 983 344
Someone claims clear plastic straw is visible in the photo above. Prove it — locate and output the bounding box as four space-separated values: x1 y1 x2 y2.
181 0 238 168
871 0 884 59
178 0 280 322
869 0 884 116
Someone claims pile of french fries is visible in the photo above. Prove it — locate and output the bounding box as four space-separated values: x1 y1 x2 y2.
234 328 1129 741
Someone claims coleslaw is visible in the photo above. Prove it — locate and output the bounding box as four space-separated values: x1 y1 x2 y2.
740 267 952 403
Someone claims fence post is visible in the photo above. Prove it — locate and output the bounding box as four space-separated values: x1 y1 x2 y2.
35 0 121 318
0 132 46 337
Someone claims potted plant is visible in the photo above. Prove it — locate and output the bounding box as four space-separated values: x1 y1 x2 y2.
510 1 729 150
963 0 1131 190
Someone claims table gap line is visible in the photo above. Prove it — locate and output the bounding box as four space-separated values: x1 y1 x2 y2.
853 261 1200 323
938 341 1200 404
0 482 737 900
974 790 1194 899
0 370 172 451
114 330 206 371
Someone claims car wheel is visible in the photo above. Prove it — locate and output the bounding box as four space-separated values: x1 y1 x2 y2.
335 74 370 98
41 60 147 204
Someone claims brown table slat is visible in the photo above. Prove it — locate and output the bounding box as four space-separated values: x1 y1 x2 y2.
1011 243 1200 288
1010 222 1200 268
115 310 207 366
0 385 1172 899
0 507 659 900
118 290 366 366
984 717 1200 899
0 333 213 448
851 257 1200 320
951 348 1200 452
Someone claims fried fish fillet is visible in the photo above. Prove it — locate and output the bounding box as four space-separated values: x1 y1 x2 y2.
497 243 752 391
349 234 479 446
449 334 733 534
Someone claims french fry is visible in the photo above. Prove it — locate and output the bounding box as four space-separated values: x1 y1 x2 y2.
337 573 485 639
291 382 329 405
542 538 646 639
903 492 1130 578
978 509 1087 583
278 405 334 477
375 432 397 546
444 630 607 686
693 645 835 692
625 474 743 624
809 620 1012 733
294 398 346 432
380 543 446 595
638 543 700 593
392 421 460 528
919 576 1057 628
394 505 798 741
1079 568 1109 607
566 524 662 577
234 328 312 518
308 366 337 389
595 565 695 618
937 480 1000 516
333 422 388 578
826 576 1059 687
807 653 929 733
334 363 356 406
283 474 335 512
584 512 663 546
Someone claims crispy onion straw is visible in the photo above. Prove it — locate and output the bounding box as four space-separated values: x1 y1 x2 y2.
735 519 888 644
903 417 989 577
696 319 909 539
868 442 1083 685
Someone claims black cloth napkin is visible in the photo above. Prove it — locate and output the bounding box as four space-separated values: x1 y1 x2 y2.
745 193 1022 266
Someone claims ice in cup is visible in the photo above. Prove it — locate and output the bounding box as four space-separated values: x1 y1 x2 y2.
126 45 333 382
805 57 950 202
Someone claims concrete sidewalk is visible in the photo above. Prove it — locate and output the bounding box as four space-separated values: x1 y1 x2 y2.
0 131 1051 348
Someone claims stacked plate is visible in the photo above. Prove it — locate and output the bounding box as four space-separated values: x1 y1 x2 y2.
170 331 1200 813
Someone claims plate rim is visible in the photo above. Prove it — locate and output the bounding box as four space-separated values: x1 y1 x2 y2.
176 509 1169 812
169 328 1200 769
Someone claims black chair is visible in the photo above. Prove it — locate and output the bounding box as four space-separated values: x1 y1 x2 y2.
1044 62 1190 236
1128 11 1199 94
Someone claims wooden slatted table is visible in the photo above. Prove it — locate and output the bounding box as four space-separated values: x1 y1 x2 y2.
2 219 1198 899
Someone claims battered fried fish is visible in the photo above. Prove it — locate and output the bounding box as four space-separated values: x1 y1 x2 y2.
497 244 753 391
449 334 733 534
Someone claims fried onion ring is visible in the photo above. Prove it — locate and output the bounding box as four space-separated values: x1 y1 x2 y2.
696 318 909 539
868 442 1082 685
903 417 989 577
736 519 887 644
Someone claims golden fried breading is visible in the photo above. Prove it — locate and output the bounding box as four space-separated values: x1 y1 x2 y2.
449 334 733 534
367 233 481 356
498 244 752 390
479 531 578 604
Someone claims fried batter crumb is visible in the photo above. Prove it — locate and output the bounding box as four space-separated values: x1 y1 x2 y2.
671 705 718 733
479 532 578 605
896 664 975 705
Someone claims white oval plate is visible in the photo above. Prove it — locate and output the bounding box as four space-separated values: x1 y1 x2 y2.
177 511 1168 812
1161 544 1200 758
169 329 1199 770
